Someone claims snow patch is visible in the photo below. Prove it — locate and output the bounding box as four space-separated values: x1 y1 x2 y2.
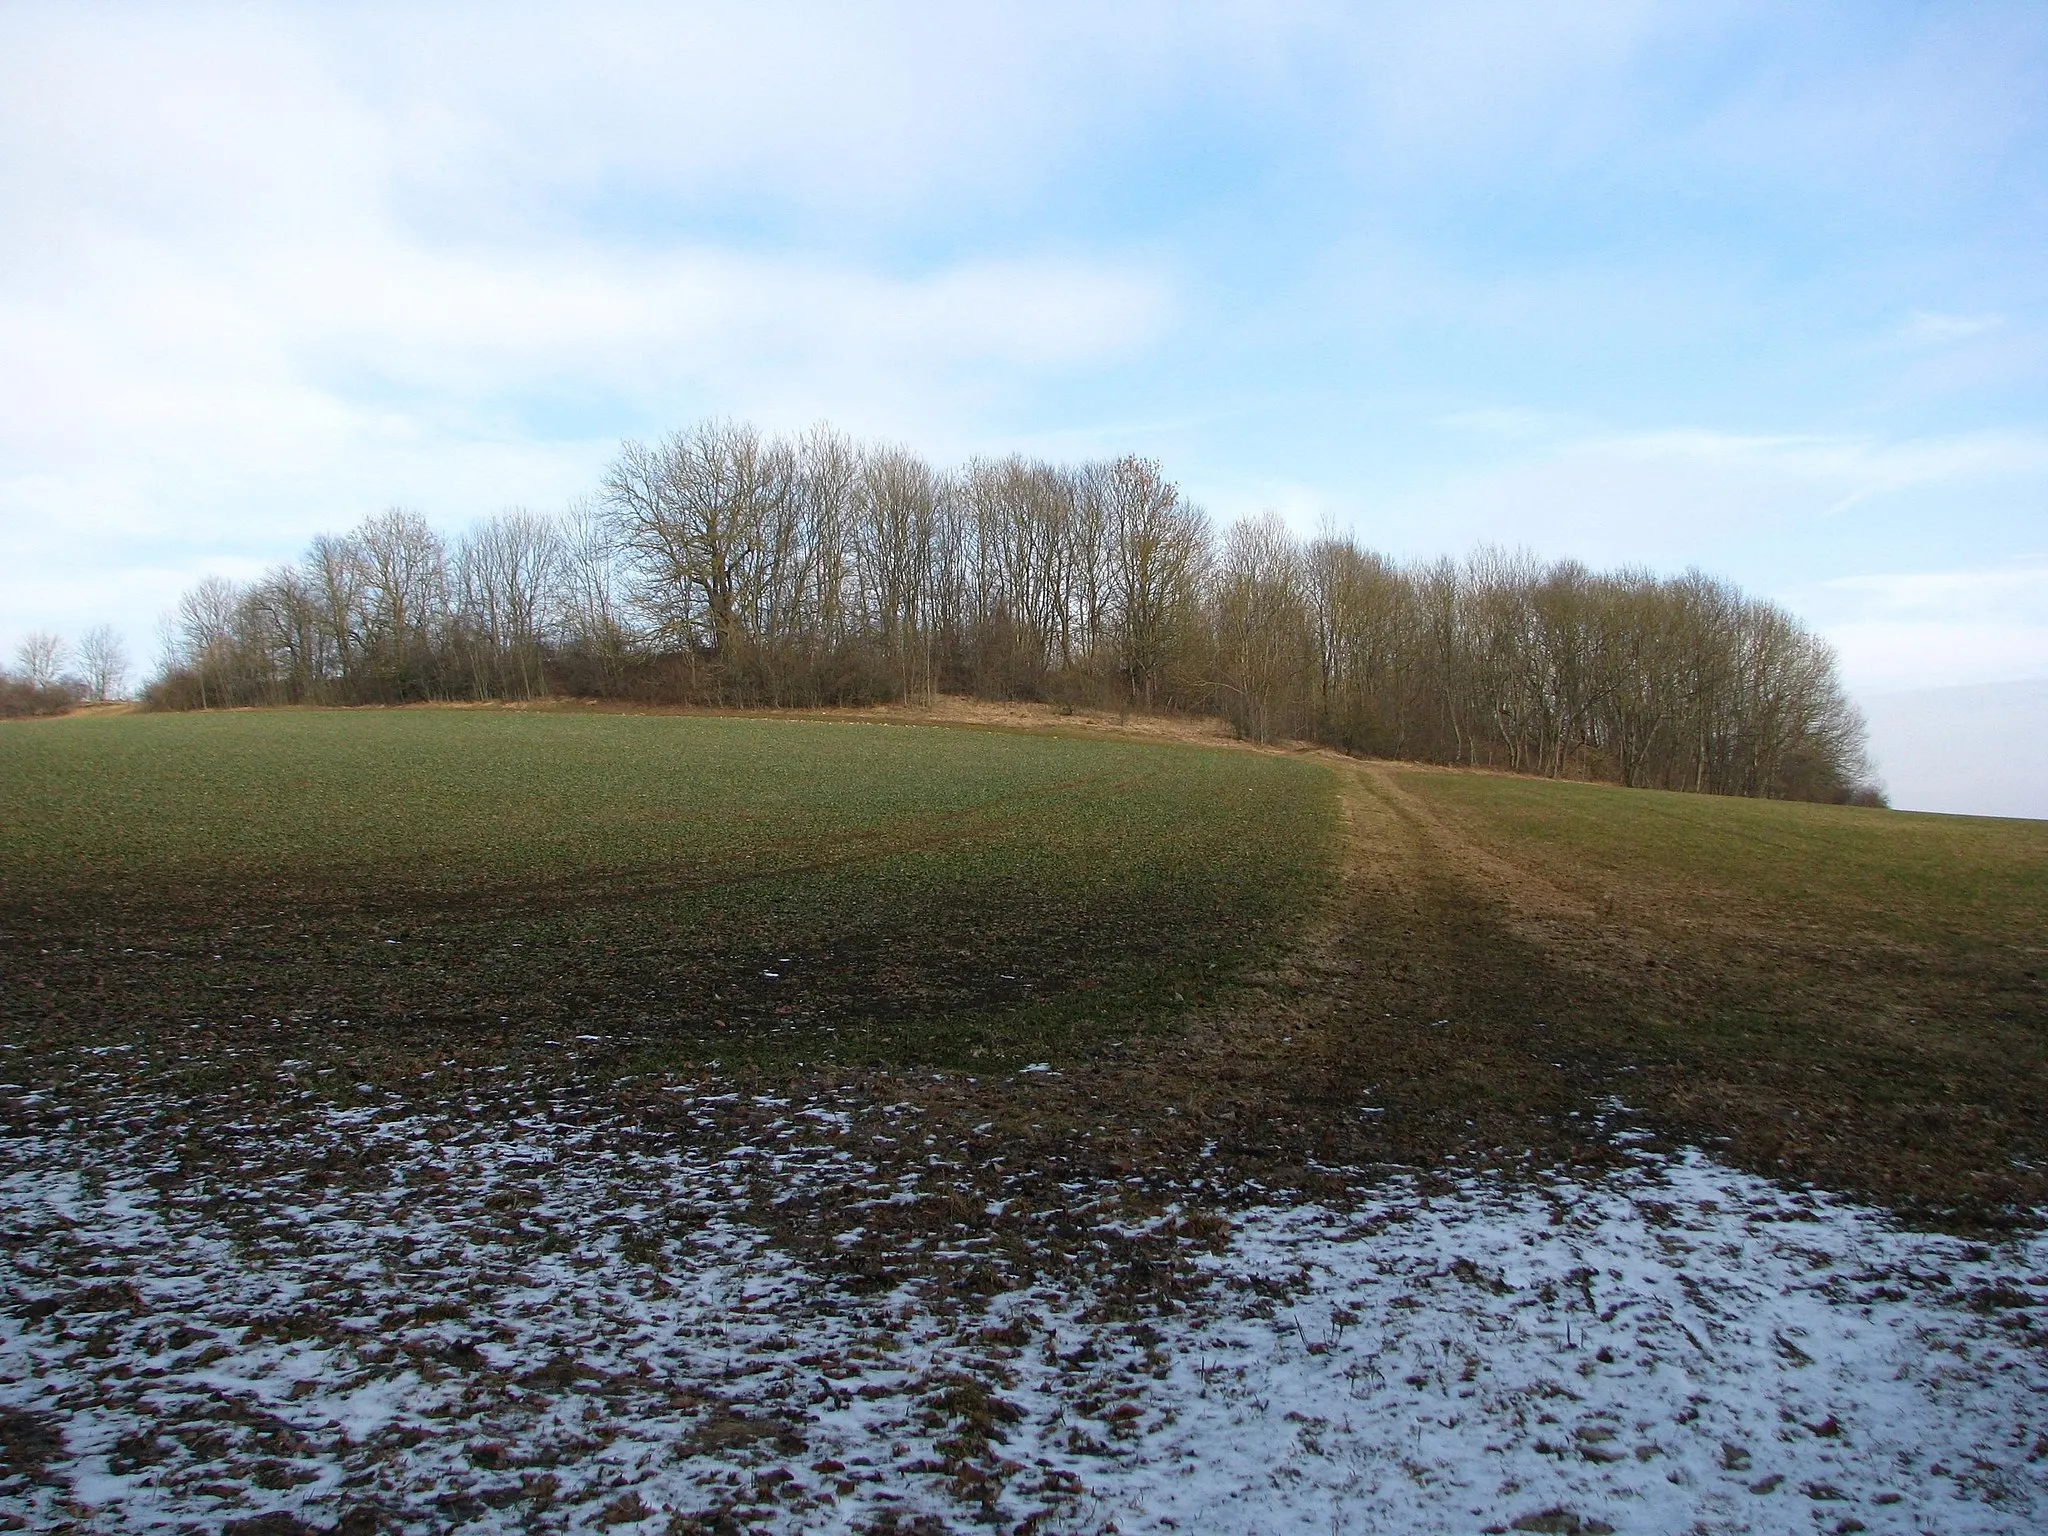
1 1106 2042 1533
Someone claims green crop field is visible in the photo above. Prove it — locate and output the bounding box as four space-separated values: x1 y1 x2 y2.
6 705 2046 1224
0 707 1334 1077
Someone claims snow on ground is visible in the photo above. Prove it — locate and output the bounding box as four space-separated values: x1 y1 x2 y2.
2 1092 2045 1535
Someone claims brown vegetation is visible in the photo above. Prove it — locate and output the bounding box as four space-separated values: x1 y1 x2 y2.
1381 764 2048 1229
0 676 83 718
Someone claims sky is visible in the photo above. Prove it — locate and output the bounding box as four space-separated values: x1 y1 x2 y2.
2 2 2044 809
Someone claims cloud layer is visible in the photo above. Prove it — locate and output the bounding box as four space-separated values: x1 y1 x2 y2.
3 2 2045 747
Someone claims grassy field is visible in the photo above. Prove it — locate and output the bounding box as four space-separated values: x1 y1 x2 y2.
1399 765 2048 955
5 706 2044 1225
1390 765 2048 1225
0 707 1333 1078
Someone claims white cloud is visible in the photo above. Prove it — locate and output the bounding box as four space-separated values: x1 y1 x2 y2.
1822 564 2048 612
1302 429 2048 695
1900 310 2005 346
0 240 1173 661
1829 617 2048 694
1428 406 1594 441
1569 426 2048 502
0 4 1183 661
0 5 1076 235
1807 565 2048 693
4 0 2047 703
1351 424 2048 573
1 228 1170 469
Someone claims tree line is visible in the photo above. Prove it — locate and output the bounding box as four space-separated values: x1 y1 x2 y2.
148 418 1879 802
0 627 129 717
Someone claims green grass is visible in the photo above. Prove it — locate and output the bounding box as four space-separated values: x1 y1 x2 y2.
0 708 1335 1073
1388 765 2048 1224
7 710 2046 1225
1396 767 2048 960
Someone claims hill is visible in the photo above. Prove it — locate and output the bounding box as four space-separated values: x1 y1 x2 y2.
3 703 2044 1533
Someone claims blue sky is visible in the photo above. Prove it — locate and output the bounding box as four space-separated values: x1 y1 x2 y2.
3 3 2046 730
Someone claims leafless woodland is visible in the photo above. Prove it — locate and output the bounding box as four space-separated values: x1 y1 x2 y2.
148 419 1876 801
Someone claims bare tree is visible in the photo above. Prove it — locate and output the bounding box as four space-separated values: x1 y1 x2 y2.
745 427 853 700
1305 533 1417 754
962 457 1075 694
306 532 370 694
794 425 860 656
557 499 633 692
1213 514 1311 743
14 631 68 690
242 566 329 703
174 577 243 709
603 420 792 666
454 510 562 699
77 624 129 701
354 509 447 701
853 444 942 703
1098 456 1208 710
